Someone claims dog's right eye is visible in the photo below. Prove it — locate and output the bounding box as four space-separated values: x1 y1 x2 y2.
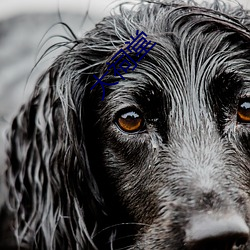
237 98 250 123
116 110 145 133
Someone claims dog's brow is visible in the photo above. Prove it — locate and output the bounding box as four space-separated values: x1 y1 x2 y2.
90 30 157 100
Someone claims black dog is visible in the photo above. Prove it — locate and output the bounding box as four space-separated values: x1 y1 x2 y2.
2 0 250 249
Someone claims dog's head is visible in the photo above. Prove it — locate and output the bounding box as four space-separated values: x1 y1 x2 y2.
3 1 250 250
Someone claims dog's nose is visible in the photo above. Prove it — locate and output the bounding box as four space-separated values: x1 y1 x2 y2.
185 213 249 250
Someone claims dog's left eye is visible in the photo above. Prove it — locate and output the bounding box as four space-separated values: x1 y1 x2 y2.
116 110 145 133
237 99 250 123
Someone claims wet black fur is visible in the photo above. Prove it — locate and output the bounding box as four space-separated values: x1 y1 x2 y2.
2 0 250 249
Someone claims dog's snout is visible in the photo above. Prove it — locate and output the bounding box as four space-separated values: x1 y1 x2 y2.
185 213 249 250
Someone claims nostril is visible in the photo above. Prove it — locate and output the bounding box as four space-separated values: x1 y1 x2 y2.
235 236 248 248
185 213 249 250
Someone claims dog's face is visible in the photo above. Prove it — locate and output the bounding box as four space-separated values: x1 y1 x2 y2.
86 3 250 249
4 1 250 250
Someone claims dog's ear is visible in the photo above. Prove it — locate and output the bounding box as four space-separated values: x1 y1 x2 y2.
3 44 106 249
1 11 135 248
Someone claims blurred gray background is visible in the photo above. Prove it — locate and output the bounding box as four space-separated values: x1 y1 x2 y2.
0 0 250 175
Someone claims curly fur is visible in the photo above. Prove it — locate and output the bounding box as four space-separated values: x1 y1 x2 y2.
2 0 250 249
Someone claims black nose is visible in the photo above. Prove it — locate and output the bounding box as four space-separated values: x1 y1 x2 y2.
185 213 249 250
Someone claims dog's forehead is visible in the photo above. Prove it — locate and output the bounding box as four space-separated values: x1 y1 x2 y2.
113 36 250 101
94 2 250 120
110 13 250 103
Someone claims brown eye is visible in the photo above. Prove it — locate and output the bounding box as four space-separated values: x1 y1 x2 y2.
237 99 250 123
116 110 144 133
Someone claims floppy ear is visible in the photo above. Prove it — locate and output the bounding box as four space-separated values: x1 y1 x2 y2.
0 9 139 247
2 43 107 249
